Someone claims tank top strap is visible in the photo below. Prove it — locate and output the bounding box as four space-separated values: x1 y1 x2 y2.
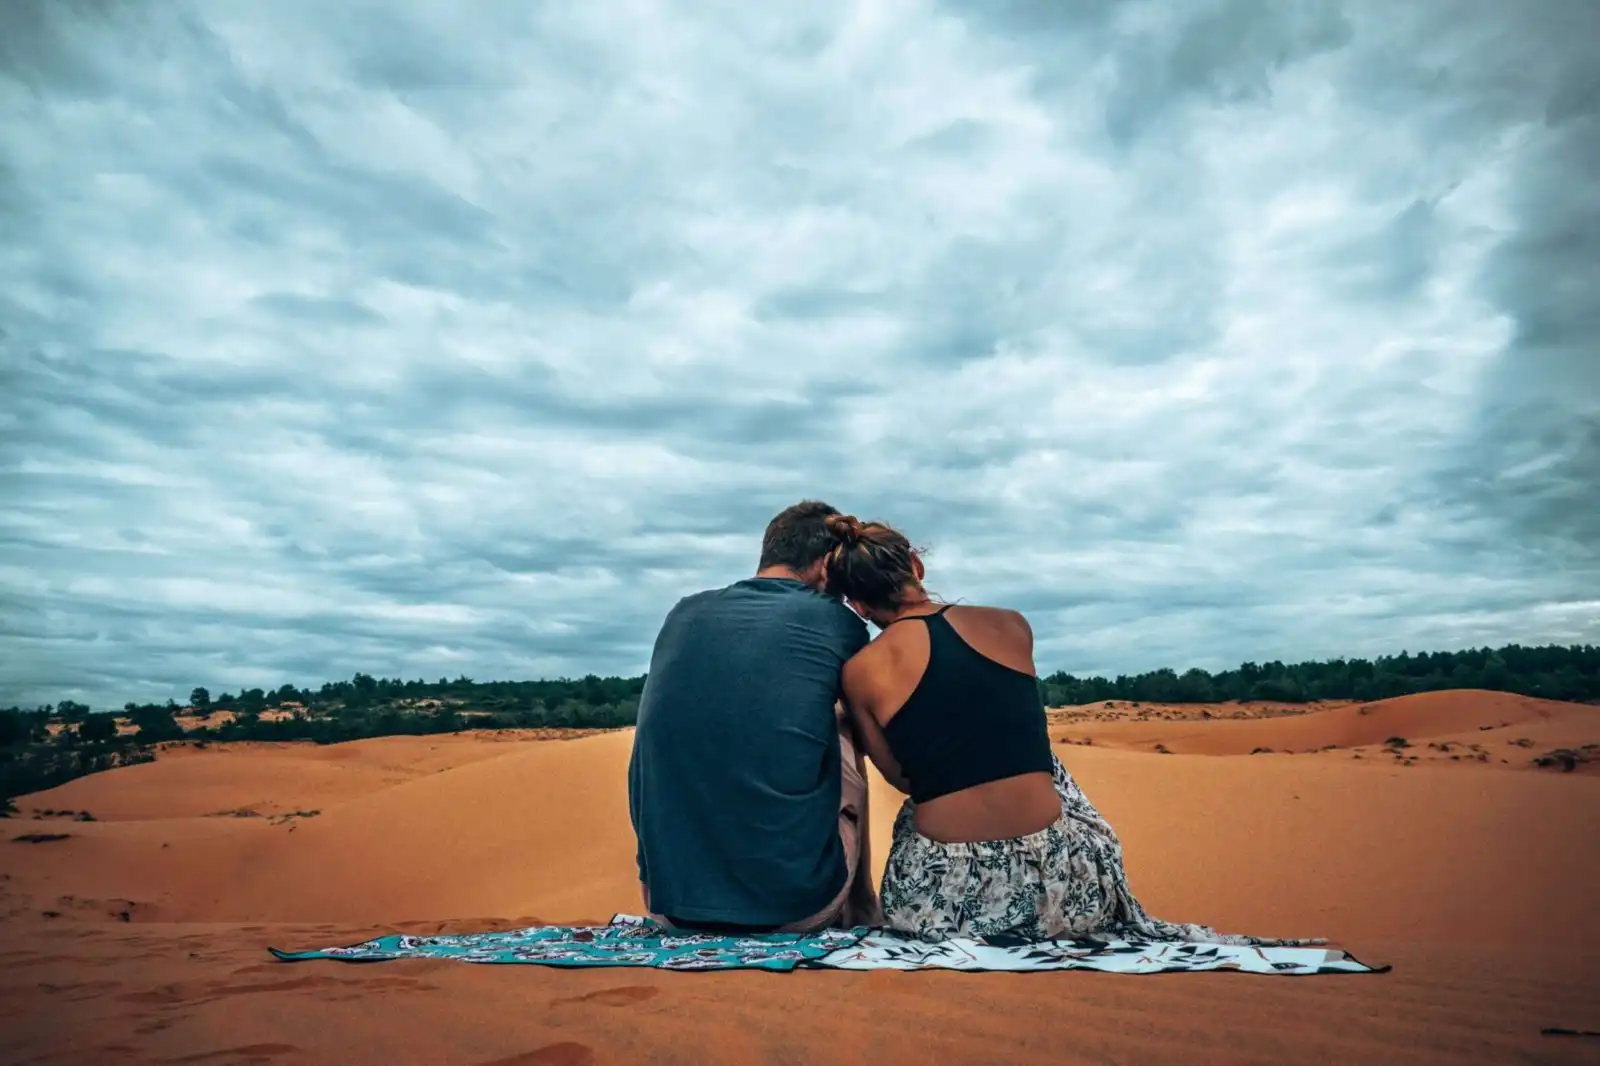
880 604 953 629
920 605 962 652
885 605 961 665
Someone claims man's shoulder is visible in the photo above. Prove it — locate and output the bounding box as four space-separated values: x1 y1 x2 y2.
668 580 864 642
667 587 719 613
814 595 870 654
700 577 851 615
780 583 866 631
785 583 860 619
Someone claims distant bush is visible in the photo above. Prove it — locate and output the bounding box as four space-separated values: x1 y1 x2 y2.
77 715 117 744
1532 746 1597 773
130 705 184 744
0 710 31 747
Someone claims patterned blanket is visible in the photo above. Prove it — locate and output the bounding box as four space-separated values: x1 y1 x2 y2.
271 915 1387 975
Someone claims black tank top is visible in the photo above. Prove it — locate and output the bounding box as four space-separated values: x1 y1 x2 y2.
878 606 1055 804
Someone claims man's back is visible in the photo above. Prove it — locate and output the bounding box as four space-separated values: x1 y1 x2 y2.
629 576 868 927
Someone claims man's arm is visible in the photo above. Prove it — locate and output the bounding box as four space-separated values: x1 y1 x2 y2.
628 600 686 892
627 740 647 884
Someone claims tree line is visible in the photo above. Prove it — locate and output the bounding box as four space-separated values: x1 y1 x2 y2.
1 674 644 805
4 643 1597 806
1037 643 1600 706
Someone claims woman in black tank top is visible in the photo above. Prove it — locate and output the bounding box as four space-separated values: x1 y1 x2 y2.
873 603 1055 805
819 513 1317 949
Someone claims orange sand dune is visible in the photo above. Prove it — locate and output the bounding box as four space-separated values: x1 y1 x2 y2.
2 689 1597 1065
22 731 611 822
1052 689 1595 756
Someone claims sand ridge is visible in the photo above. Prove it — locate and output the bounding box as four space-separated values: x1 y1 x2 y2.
1048 689 1597 762
1 690 1597 1064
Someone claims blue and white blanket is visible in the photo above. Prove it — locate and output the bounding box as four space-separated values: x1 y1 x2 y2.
271 915 1386 975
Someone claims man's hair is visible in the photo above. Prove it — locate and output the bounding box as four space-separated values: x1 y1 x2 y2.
758 500 842 572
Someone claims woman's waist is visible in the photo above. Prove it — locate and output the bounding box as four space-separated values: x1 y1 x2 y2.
910 770 1062 845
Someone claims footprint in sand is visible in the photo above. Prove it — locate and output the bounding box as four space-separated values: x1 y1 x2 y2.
167 1043 301 1062
122 973 439 1007
35 979 122 1001
549 985 658 1008
480 1043 595 1066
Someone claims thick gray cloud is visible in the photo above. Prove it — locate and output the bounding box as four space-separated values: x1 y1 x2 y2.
2 0 1595 707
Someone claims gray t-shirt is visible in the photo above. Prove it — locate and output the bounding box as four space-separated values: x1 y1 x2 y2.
628 577 869 927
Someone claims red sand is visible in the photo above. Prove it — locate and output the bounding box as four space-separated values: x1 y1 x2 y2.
2 691 1597 1064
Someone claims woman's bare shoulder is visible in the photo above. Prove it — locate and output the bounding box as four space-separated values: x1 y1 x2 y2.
947 603 1031 629
841 636 890 703
844 618 924 678
844 626 892 670
852 620 916 663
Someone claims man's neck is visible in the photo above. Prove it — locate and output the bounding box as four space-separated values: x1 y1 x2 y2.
753 565 808 583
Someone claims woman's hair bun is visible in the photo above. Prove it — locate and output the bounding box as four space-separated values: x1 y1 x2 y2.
820 513 920 609
825 513 865 543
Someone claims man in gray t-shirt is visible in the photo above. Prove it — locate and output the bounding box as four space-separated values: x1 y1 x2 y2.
628 500 880 931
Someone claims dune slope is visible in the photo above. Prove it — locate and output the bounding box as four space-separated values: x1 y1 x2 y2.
1053 689 1595 755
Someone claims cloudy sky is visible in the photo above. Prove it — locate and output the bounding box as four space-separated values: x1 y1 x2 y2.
3 1 1596 708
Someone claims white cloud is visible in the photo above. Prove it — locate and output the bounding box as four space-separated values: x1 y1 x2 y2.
2 0 1595 706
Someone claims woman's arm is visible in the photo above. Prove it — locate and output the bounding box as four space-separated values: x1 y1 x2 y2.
841 661 912 794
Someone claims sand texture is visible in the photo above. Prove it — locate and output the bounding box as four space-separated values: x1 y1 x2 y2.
2 690 1596 1065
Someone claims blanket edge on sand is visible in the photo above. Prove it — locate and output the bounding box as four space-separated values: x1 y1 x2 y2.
269 915 1389 975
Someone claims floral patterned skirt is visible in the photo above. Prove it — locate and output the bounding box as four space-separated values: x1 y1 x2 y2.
880 754 1302 945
